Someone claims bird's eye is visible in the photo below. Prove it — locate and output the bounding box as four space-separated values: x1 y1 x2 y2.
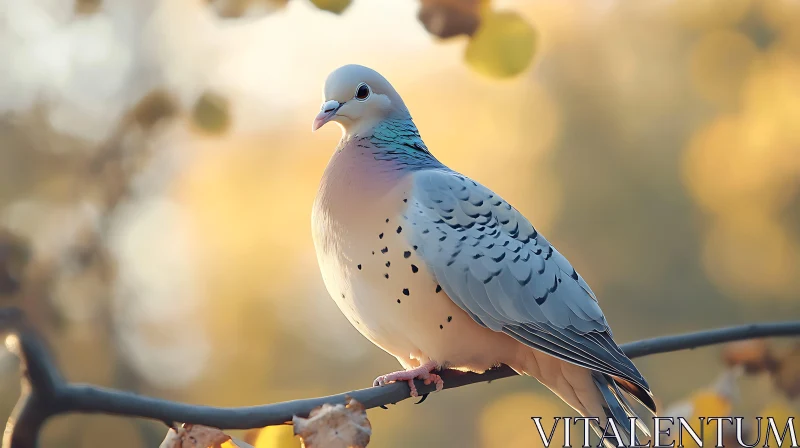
354 83 371 101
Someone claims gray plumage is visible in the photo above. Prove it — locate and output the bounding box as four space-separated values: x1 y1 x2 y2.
311 64 656 443
407 169 651 398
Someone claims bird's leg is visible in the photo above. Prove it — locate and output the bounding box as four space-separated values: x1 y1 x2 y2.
372 360 444 397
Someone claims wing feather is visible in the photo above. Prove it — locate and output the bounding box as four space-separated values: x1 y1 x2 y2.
407 169 651 392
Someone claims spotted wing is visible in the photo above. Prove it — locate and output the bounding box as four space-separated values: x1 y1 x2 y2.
405 168 652 397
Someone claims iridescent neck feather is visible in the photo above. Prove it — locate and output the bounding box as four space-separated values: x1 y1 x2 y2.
348 117 442 170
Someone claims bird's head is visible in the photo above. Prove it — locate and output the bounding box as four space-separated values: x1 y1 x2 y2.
312 64 410 137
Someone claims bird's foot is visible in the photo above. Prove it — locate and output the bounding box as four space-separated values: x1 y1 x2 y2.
372 361 444 397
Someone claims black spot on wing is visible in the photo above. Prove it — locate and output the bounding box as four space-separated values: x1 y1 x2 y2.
534 275 559 305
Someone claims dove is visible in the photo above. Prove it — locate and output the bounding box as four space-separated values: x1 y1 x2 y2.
311 64 656 443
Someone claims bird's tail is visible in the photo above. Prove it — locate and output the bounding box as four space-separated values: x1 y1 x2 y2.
590 372 654 448
515 350 656 447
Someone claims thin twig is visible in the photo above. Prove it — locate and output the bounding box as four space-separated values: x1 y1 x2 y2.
1 306 799 448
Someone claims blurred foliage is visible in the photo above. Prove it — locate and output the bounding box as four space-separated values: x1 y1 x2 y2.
479 392 571 448
74 0 102 15
662 340 800 448
131 90 180 130
417 0 482 39
246 425 300 448
0 229 29 296
0 0 799 447
204 0 536 79
465 11 537 79
208 0 291 18
192 91 232 135
309 0 352 15
774 344 800 399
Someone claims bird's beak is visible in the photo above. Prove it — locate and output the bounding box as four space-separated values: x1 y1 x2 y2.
312 100 342 131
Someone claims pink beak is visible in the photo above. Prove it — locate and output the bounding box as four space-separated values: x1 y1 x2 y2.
312 100 341 131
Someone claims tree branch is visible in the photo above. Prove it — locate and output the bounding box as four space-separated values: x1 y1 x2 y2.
1 306 799 448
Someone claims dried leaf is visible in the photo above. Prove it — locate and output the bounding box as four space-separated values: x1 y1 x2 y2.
293 397 371 448
773 343 800 398
160 424 231 448
75 0 102 14
130 89 179 130
418 0 482 39
721 339 774 374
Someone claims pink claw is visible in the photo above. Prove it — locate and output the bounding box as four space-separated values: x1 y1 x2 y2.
372 361 444 397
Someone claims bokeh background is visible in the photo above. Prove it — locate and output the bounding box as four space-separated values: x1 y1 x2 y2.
1 0 799 446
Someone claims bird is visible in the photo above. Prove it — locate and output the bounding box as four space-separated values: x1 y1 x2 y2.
310 64 656 444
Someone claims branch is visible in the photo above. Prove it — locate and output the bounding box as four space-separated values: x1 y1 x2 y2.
2 306 799 448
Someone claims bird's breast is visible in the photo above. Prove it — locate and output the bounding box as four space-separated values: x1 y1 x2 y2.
311 156 517 370
311 146 417 333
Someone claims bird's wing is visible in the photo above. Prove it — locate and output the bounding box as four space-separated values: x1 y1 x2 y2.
406 168 650 391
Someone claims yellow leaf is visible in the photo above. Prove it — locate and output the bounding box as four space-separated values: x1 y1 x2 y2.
691 391 733 448
691 391 733 417
760 402 797 430
760 402 799 448
251 425 300 448
465 10 537 79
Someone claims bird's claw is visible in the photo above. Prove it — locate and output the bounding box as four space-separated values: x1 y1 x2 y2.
415 393 430 404
372 362 444 397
